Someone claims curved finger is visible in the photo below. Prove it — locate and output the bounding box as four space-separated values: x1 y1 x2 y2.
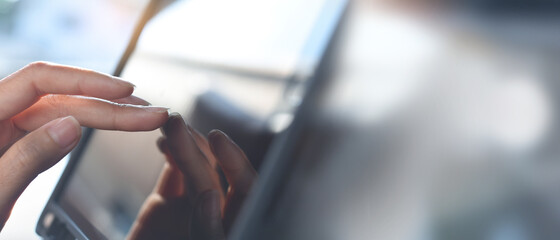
162 114 221 196
208 130 256 193
0 62 135 120
0 116 81 229
153 163 185 198
157 137 171 157
12 95 168 131
188 125 217 168
157 137 178 168
0 120 26 155
155 137 186 198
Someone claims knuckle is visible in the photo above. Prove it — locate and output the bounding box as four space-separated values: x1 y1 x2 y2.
110 103 127 129
25 61 52 72
22 62 55 96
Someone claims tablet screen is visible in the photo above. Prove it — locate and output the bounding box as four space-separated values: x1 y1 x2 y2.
46 0 338 238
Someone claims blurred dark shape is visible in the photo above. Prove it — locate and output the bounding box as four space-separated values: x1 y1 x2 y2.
189 91 275 171
464 0 560 15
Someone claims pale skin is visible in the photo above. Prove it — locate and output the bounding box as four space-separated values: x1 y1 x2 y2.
0 62 257 240
0 62 169 229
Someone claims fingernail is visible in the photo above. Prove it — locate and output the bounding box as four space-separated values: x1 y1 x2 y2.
201 190 221 219
128 95 151 106
208 129 230 149
47 116 80 149
168 112 182 118
144 106 170 113
113 77 136 88
162 113 183 135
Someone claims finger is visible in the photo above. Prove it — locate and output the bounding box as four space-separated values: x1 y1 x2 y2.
12 95 168 131
153 163 185 198
0 61 135 120
162 114 221 196
111 95 151 106
208 130 257 193
187 125 218 168
0 121 26 156
187 126 227 199
157 137 180 169
157 137 171 157
208 130 256 232
0 116 81 228
191 190 225 240
155 137 185 197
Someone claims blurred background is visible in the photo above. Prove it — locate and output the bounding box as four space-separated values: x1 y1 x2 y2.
2 0 560 239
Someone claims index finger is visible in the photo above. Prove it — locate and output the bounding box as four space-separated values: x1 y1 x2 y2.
162 114 221 196
208 130 256 193
0 62 135 120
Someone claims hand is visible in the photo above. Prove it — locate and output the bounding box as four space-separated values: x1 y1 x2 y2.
128 113 257 240
0 62 169 230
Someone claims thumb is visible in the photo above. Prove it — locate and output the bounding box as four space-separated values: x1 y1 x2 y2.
0 116 81 229
191 189 226 240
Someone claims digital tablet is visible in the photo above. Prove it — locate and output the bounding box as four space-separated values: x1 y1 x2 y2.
35 0 348 239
